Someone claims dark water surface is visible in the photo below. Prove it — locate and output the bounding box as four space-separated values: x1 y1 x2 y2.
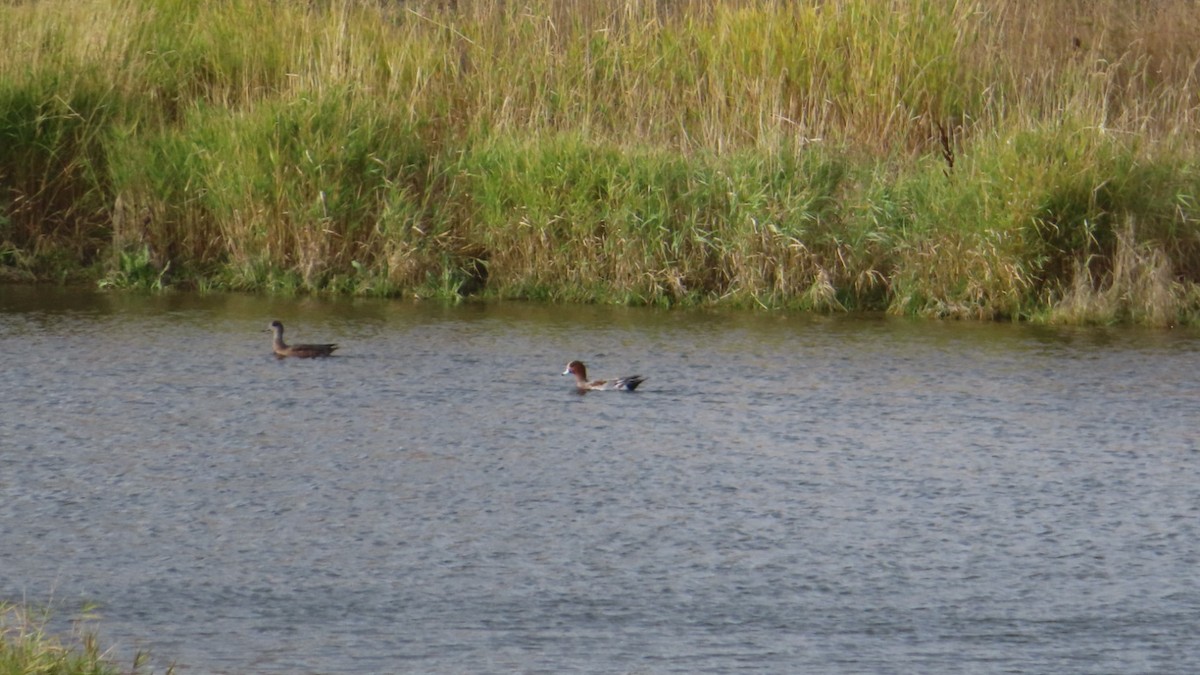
2 287 1198 674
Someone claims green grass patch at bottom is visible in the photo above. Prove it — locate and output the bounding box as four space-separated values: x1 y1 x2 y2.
0 602 164 675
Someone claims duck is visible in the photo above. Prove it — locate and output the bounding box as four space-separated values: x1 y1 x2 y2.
562 360 645 391
267 320 338 358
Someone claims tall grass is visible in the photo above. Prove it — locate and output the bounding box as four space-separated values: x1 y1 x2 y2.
1 0 1198 322
0 602 157 674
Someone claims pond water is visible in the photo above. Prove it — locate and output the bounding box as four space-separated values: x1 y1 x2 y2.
1 286 1198 674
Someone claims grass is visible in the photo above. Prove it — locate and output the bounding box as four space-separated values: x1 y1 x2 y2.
0 602 160 675
1 0 1198 323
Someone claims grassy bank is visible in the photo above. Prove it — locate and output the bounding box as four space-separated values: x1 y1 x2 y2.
1 0 1198 323
0 602 155 674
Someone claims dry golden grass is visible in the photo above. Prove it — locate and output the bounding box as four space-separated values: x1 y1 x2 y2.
1052 219 1183 326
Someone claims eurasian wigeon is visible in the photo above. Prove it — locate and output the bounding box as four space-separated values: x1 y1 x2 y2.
266 320 338 358
562 360 645 391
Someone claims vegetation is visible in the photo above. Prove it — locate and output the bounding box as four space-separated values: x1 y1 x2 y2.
1 0 1198 323
0 602 156 675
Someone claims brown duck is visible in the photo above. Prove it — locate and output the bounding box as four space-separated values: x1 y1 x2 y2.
267 320 338 358
562 360 645 391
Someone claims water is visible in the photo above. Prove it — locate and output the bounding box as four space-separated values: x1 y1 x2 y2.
1 286 1198 674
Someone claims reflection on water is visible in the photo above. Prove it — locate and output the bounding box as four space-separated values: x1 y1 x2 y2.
1 286 1199 674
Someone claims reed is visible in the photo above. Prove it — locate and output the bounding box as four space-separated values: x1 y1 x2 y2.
1 0 1198 321
0 602 156 674
1050 218 1182 326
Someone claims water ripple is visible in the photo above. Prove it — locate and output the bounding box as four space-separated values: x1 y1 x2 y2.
1 290 1198 673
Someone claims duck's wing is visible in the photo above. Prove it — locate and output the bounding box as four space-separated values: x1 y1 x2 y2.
613 375 645 391
289 342 339 357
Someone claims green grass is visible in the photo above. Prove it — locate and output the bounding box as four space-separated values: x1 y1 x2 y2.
1 0 1198 323
0 602 160 675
